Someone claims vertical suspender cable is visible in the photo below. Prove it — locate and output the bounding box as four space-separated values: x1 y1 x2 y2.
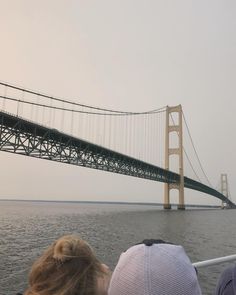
103 113 106 147
42 93 45 125
150 113 152 163
21 90 25 118
2 85 7 111
151 113 153 163
129 114 131 156
125 115 128 154
140 114 142 160
120 116 123 153
89 109 92 141
136 115 138 159
113 115 116 151
144 114 147 162
78 107 81 138
159 112 161 167
75 106 78 137
127 115 129 155
109 115 112 149
148 114 150 163
15 87 20 116
48 97 52 127
90 110 94 142
35 94 39 123
132 114 134 157
30 93 34 121
61 101 65 132
95 114 98 144
154 113 157 165
153 113 156 164
16 93 20 117
134 114 136 157
71 108 74 135
162 111 165 167
52 100 55 128
80 107 84 139
130 115 133 157
134 114 137 158
153 113 156 165
141 114 143 161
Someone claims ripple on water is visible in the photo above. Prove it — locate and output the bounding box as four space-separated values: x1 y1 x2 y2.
0 202 235 295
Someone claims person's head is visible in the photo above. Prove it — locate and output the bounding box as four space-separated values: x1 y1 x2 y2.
215 264 236 295
25 235 109 295
108 239 202 295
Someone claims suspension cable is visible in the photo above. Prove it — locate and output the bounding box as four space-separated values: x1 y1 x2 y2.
0 81 166 115
0 94 166 117
170 114 202 183
182 110 213 187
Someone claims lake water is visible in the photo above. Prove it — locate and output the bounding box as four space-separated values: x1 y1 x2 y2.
0 201 236 295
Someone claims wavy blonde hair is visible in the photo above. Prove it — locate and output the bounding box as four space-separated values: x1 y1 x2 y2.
24 235 107 295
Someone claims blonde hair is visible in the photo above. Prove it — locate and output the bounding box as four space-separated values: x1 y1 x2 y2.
24 235 106 295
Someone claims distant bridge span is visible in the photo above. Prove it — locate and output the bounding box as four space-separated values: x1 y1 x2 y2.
0 111 235 208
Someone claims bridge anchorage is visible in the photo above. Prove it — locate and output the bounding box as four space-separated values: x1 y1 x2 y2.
0 82 235 209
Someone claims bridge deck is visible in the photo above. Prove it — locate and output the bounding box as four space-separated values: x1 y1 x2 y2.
0 111 235 208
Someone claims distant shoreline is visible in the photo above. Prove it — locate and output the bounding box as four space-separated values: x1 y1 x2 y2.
0 199 220 208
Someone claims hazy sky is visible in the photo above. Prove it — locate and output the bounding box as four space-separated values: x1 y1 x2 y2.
0 0 235 205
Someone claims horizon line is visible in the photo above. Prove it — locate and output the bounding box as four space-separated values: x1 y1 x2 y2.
0 198 220 208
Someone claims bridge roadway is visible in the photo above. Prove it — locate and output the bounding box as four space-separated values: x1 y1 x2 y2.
0 110 235 208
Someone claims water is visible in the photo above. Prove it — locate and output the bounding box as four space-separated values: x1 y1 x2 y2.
0 201 235 295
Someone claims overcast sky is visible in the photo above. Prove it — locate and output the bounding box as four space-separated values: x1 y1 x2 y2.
0 0 235 205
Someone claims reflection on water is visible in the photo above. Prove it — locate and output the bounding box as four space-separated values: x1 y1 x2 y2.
0 201 235 295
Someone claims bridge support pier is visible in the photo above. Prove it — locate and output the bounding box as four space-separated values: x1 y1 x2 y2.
164 105 185 210
164 182 171 209
221 173 229 209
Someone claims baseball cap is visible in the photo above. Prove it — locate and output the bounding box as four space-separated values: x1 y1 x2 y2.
108 239 202 295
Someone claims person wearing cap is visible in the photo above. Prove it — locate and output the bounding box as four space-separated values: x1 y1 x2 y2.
108 239 202 295
215 264 236 295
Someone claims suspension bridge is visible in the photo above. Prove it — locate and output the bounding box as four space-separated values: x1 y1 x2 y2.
0 82 235 209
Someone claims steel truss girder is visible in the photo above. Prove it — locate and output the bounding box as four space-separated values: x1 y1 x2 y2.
0 111 235 208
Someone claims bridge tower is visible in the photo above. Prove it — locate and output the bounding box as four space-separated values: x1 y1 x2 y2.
221 173 229 208
164 105 185 210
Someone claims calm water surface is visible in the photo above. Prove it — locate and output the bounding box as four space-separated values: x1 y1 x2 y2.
0 201 236 295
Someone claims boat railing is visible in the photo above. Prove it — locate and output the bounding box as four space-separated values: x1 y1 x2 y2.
193 254 236 268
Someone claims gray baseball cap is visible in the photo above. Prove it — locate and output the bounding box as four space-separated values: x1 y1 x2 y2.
108 241 202 295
